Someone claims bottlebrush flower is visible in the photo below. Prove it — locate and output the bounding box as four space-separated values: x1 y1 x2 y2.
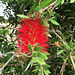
17 18 49 54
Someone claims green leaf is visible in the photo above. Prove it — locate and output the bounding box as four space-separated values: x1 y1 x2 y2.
65 42 70 50
24 61 31 72
32 58 37 62
70 0 75 3
33 52 38 57
0 37 5 40
37 52 48 60
48 19 60 25
55 0 63 7
72 51 75 56
44 69 51 75
28 44 33 53
37 58 46 65
13 48 18 52
17 19 21 22
50 12 56 16
32 57 46 64
45 64 51 68
41 0 52 9
57 50 64 55
42 51 50 55
72 56 75 59
47 34 52 38
69 41 74 48
68 17 75 20
17 14 29 18
34 46 42 51
72 46 75 50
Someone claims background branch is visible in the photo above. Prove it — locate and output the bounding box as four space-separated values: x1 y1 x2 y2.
52 30 65 45
0 53 17 74
70 52 75 71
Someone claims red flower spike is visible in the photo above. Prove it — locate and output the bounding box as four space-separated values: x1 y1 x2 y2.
17 18 49 54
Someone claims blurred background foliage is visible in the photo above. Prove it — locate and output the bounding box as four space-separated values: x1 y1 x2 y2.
0 0 75 75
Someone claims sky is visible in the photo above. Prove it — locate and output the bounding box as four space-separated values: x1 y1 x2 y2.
0 1 8 19
0 1 14 19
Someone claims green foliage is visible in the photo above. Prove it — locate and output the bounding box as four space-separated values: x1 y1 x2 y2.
17 14 29 19
34 46 42 51
28 44 33 53
57 50 64 55
48 19 60 25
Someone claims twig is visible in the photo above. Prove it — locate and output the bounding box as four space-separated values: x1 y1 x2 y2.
0 34 7 38
50 6 55 13
49 30 62 35
0 25 18 30
61 60 66 75
52 30 65 45
70 52 75 71
60 54 69 75
7 63 21 66
41 64 44 75
39 0 57 13
0 54 16 75
0 51 14 58
47 9 51 18
45 52 58 61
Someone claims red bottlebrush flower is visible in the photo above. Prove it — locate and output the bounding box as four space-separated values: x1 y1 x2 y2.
17 18 49 54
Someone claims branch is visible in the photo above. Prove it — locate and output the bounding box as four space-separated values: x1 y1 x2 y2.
0 51 14 58
0 34 7 38
52 30 65 45
0 54 16 74
50 6 55 13
47 9 51 18
0 52 21 74
60 54 69 75
45 51 57 61
70 52 75 71
60 60 66 75
41 64 44 75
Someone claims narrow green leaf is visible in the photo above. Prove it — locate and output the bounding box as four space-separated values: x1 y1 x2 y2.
57 50 63 55
47 34 52 38
50 12 56 16
72 46 75 50
28 44 33 53
13 48 18 52
48 19 60 25
33 52 38 57
65 42 70 50
55 0 62 7
34 46 42 51
44 69 51 75
17 19 21 22
32 58 37 62
37 58 46 65
37 52 48 60
69 41 74 48
70 0 75 3
72 56 75 59
42 52 50 55
24 61 31 72
41 0 52 8
17 14 29 18
0 37 5 40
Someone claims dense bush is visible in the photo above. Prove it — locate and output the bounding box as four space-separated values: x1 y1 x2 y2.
0 0 75 75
